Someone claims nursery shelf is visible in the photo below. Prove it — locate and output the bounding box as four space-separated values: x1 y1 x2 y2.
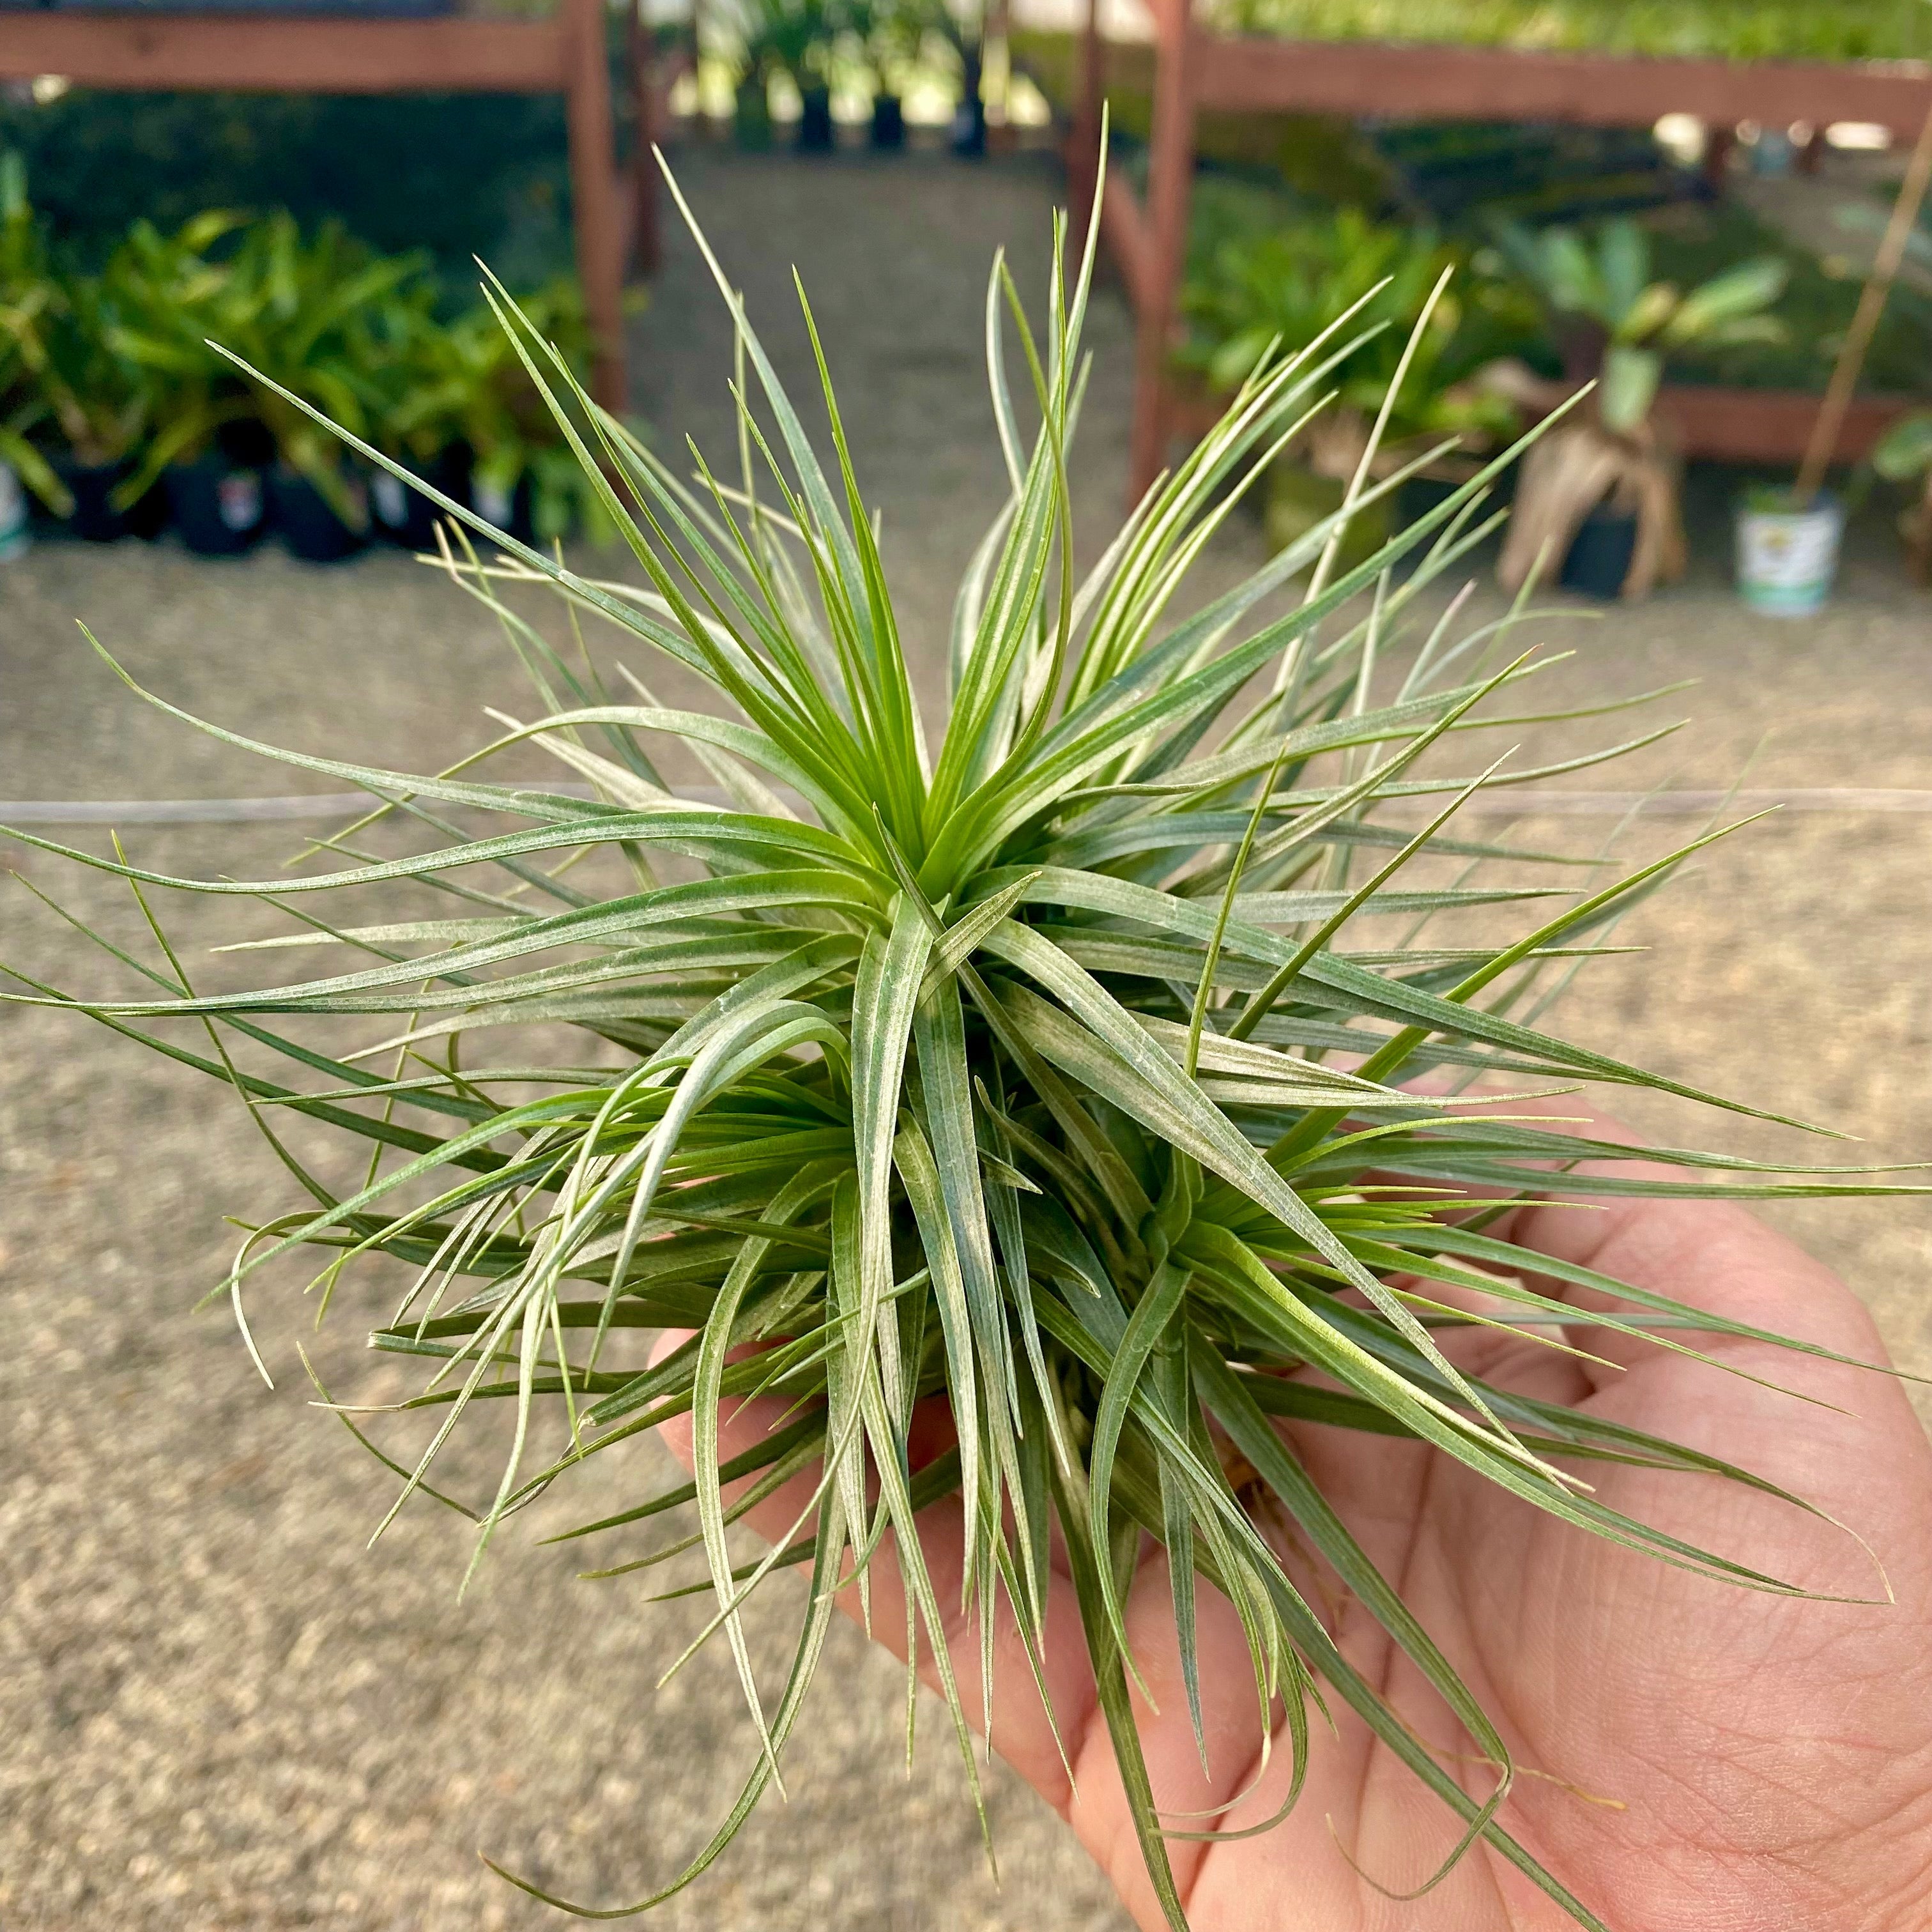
0 0 648 408
1067 1 1932 496
1186 34 1932 131
1136 174 1917 464
1159 365 1915 466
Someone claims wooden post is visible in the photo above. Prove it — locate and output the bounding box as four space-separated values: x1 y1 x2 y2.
564 0 628 413
1702 120 1736 190
1068 0 1104 242
985 0 1014 153
628 0 660 273
0 5 634 406
1128 0 1196 505
1795 96 1932 503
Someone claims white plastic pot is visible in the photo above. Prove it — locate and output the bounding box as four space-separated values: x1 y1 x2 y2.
0 459 30 562
1736 494 1842 617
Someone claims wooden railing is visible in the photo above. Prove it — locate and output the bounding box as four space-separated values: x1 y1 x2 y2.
1066 3 1932 498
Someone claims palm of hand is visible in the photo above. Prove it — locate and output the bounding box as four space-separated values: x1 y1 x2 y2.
666 1195 1932 1932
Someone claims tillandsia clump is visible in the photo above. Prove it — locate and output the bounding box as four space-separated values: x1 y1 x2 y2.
4 169 1921 1929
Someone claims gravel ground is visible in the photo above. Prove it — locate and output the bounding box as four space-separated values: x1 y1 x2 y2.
4 145 1931 1932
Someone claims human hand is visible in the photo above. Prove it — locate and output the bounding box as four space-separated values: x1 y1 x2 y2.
657 1161 1932 1931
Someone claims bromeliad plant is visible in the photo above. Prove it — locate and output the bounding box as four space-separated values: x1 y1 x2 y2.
388 274 610 542
1487 214 1788 597
114 211 417 525
0 150 74 518
1179 206 1532 559
3 168 1919 1929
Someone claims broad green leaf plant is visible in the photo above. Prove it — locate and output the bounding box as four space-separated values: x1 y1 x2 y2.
1488 216 1788 597
0 150 76 516
365 273 612 543
1490 215 1787 437
113 211 417 522
5 164 1920 1930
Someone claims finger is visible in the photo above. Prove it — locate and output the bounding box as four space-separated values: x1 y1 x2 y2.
649 1332 1287 1925
649 1330 1095 1809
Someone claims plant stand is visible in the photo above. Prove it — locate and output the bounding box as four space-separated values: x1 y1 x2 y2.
1068 0 1932 502
0 0 640 410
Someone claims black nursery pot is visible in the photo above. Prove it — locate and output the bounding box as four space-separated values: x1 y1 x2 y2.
950 86 987 156
371 448 470 551
56 456 168 543
735 79 774 150
270 466 368 564
797 85 835 151
870 93 905 148
1395 474 1460 532
164 456 266 556
1559 503 1639 601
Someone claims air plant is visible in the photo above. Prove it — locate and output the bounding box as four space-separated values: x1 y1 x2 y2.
4 164 1918 1932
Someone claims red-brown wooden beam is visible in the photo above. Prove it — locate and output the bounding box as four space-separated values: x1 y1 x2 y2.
0 0 631 410
1191 35 1932 139
627 0 659 274
1127 0 1197 501
0 12 572 93
1166 380 1916 467
1655 385 1912 465
558 0 627 406
1065 0 1105 245
1097 160 1154 310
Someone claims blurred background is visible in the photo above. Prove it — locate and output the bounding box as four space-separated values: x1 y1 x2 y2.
3 1 1931 1926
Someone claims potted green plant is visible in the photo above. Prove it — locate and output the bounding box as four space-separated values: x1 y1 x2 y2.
1179 206 1530 565
852 0 924 147
0 335 50 559
732 0 837 150
1870 408 1932 586
411 276 608 547
109 210 270 556
223 215 421 562
36 249 170 542
732 15 778 149
116 212 417 562
359 275 475 551
0 151 76 553
932 0 985 153
1489 215 1788 599
1732 477 1848 616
